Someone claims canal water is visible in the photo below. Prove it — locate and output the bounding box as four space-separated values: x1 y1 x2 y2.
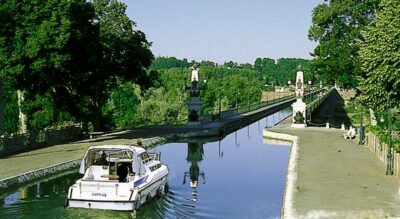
0 109 291 219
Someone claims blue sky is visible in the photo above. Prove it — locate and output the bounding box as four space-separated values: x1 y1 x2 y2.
121 0 323 64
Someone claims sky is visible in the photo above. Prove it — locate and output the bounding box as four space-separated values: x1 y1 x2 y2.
121 0 323 64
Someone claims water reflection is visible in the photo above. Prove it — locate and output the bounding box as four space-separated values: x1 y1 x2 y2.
183 142 206 189
4 192 18 206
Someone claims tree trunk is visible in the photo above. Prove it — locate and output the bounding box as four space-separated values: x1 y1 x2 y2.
17 90 28 134
91 101 102 131
82 120 89 133
0 79 4 136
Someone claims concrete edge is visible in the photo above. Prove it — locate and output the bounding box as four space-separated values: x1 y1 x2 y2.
263 130 299 219
0 136 167 194
164 128 221 140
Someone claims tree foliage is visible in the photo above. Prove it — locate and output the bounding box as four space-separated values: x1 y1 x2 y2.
197 66 262 115
150 57 191 70
358 0 400 110
103 82 142 129
308 0 380 87
0 0 153 131
1 80 19 135
254 58 313 86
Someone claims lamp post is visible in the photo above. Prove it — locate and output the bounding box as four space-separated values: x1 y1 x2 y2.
235 92 238 110
218 92 222 118
236 92 240 110
359 108 364 145
201 77 207 124
387 111 393 175
380 110 398 175
248 92 252 111
308 80 312 102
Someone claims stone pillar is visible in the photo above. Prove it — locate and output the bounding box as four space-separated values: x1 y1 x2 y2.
0 79 3 136
291 70 307 128
187 68 202 126
17 90 28 133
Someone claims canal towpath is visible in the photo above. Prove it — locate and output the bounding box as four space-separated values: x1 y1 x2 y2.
269 118 400 218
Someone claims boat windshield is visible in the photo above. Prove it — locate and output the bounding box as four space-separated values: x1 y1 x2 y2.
86 149 134 166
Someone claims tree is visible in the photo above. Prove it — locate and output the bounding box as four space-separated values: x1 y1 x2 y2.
358 0 400 110
0 0 154 131
0 0 99 131
84 0 153 130
0 80 19 135
308 0 380 87
103 82 142 129
253 57 313 86
150 56 190 70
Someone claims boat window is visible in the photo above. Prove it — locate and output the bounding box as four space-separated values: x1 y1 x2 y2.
86 149 133 168
108 150 133 160
140 152 150 164
86 150 108 167
150 164 161 172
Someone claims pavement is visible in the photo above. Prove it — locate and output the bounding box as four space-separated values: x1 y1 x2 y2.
270 114 400 218
0 134 142 179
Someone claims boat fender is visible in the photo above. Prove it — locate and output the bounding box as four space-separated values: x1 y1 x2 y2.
146 194 152 203
156 188 163 199
64 199 69 209
135 200 142 210
164 183 169 194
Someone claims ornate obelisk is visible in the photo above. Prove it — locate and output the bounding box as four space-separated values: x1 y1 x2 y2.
187 68 203 125
291 68 307 128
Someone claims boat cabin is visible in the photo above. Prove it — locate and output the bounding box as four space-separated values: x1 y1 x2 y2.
78 145 161 183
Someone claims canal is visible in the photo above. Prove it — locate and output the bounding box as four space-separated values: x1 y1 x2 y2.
0 109 292 219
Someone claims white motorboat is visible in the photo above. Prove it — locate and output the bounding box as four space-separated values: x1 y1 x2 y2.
66 144 169 211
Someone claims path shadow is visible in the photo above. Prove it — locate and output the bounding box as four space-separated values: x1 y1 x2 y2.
309 89 352 128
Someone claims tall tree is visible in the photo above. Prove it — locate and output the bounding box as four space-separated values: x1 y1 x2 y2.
308 0 380 87
0 0 99 131
85 0 153 130
358 0 400 110
0 0 153 131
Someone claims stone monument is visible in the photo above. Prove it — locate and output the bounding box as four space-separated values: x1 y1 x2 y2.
291 69 307 128
187 68 203 125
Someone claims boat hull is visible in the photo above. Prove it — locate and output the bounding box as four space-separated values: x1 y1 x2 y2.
68 199 136 211
67 174 168 211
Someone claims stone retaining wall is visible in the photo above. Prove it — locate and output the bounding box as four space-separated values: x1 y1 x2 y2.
263 130 299 219
0 159 80 195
